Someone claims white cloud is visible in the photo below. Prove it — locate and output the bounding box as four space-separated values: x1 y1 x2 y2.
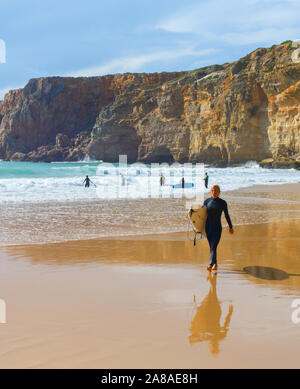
0 39 6 63
155 0 300 45
65 47 218 77
222 28 300 46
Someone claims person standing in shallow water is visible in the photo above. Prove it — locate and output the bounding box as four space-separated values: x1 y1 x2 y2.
204 172 209 189
204 185 234 272
83 175 90 188
83 175 96 188
181 177 185 188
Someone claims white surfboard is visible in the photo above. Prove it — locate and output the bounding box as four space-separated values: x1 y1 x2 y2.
188 206 207 234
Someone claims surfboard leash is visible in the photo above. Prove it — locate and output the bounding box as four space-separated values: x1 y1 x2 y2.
187 215 204 246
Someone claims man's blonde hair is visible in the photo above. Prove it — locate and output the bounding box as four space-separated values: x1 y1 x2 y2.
210 184 220 193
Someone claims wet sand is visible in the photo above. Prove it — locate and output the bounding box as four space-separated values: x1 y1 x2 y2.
0 183 300 368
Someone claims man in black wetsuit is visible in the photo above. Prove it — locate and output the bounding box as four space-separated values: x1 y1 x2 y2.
83 175 91 188
204 172 209 189
204 185 234 271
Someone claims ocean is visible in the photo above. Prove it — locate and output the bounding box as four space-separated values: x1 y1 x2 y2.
1 160 300 246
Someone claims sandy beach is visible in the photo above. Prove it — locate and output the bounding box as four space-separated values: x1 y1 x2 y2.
0 183 300 368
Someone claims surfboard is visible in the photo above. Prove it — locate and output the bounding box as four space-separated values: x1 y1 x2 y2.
188 206 207 234
172 182 194 189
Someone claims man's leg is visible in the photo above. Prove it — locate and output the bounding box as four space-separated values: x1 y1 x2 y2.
209 231 222 266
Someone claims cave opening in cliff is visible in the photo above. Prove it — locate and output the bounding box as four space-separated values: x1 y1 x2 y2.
144 147 175 163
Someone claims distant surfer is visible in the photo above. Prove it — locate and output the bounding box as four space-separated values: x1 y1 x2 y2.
160 173 165 186
120 173 126 186
83 175 96 188
204 172 209 188
204 185 234 272
181 177 185 188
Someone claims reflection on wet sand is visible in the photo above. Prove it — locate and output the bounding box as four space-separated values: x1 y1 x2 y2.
189 273 233 355
3 219 300 298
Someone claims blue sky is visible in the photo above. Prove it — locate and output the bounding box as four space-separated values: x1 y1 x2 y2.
1 0 300 99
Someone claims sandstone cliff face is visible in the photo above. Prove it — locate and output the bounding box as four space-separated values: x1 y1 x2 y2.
88 44 300 167
0 42 299 167
0 72 184 162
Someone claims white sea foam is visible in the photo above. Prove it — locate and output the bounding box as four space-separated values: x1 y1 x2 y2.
0 161 299 204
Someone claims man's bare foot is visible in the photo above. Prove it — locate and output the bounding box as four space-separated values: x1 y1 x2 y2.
207 265 212 272
212 264 218 271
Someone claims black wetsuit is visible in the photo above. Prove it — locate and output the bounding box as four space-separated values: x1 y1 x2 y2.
84 177 90 188
204 175 209 188
204 197 233 266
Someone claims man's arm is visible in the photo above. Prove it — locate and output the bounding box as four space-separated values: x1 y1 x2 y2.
223 201 233 229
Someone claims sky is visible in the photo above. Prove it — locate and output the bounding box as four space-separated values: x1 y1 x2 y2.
1 0 300 99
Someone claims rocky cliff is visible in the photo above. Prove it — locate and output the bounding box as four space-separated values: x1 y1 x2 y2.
0 42 299 167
